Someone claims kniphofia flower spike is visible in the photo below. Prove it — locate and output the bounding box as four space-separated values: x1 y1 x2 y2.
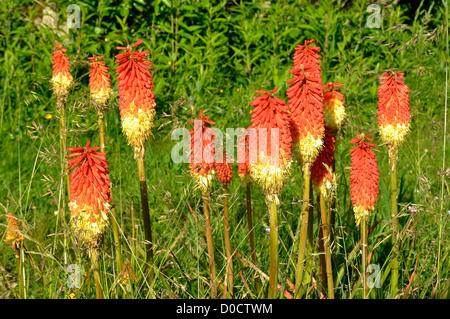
287 39 324 168
377 72 411 149
249 87 292 196
188 110 216 192
115 40 156 154
323 82 346 133
4 213 24 249
89 55 111 113
311 126 335 198
67 141 111 248
51 42 73 100
216 151 233 186
349 133 380 226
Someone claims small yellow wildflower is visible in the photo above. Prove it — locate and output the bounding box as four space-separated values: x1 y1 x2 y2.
45 114 52 120
67 292 77 299
220 89 224 93
168 61 172 66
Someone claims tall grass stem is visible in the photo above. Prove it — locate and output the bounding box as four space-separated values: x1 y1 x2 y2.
268 197 278 299
294 166 311 298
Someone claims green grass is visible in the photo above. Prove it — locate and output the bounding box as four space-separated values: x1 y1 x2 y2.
0 0 448 299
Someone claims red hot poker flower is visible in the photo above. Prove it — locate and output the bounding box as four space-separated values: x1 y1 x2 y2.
51 42 73 99
115 39 156 152
216 151 233 186
287 40 324 167
188 110 216 192
89 55 111 112
323 82 346 133
349 133 379 226
311 126 335 198
293 39 321 71
249 87 292 196
3 213 24 249
67 141 111 247
377 72 411 149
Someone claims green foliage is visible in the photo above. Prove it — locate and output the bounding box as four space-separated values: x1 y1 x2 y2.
0 0 448 299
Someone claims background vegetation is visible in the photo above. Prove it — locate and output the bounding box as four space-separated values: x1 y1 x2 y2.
0 0 448 299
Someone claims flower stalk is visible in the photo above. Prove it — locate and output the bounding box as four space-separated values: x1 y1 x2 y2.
88 55 122 275
115 40 157 281
188 110 218 298
67 141 112 299
377 71 410 298
349 133 380 299
238 131 260 295
216 152 234 298
286 39 324 297
248 88 292 299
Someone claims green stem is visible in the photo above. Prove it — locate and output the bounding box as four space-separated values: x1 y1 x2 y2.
268 196 278 299
320 192 334 299
389 148 399 298
91 248 103 299
202 191 217 299
223 185 233 298
294 166 311 298
317 194 327 295
59 102 69 265
137 151 154 285
246 184 260 296
15 241 25 299
99 114 122 276
329 158 337 250
60 104 70 199
360 217 369 299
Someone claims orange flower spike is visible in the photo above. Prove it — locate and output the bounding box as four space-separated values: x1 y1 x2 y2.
287 39 324 168
115 40 156 152
311 126 335 198
216 151 233 186
377 72 411 149
88 55 111 112
323 82 346 133
349 133 380 226
67 141 111 248
249 87 293 196
188 110 216 192
51 42 73 99
293 39 321 71
4 213 25 249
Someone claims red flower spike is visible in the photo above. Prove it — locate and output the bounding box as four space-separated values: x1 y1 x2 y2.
287 39 324 168
323 82 346 132
249 88 292 196
215 151 233 186
377 72 411 148
115 39 156 151
349 133 379 226
311 126 335 197
3 213 24 249
67 141 111 247
188 110 216 192
89 55 111 111
51 42 73 99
